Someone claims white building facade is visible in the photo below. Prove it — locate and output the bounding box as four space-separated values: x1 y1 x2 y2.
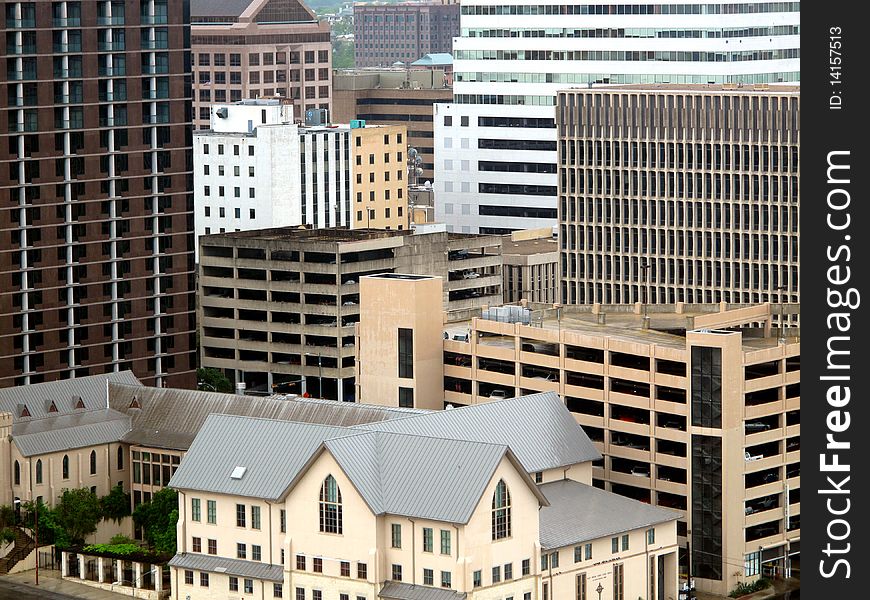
193 100 352 260
435 0 801 233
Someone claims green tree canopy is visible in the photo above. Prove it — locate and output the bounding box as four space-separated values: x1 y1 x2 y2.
196 367 233 393
100 484 132 523
132 488 178 555
55 488 102 546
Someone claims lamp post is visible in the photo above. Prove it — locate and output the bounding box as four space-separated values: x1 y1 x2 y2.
774 285 787 343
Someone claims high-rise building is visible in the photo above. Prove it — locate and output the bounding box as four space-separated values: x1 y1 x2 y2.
193 100 409 258
353 0 460 68
332 68 453 183
1 0 196 388
557 85 799 309
190 0 332 131
435 1 801 234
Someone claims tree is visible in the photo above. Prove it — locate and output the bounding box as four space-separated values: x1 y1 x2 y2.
133 488 178 555
100 484 131 523
55 488 102 546
196 367 233 393
21 499 62 547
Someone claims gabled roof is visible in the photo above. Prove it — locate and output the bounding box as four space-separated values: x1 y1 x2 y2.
355 392 601 472
110 383 416 450
168 415 361 500
169 552 283 581
171 414 546 523
411 53 454 67
380 582 466 600
13 409 131 457
191 0 316 22
0 371 141 422
325 431 545 523
538 480 682 550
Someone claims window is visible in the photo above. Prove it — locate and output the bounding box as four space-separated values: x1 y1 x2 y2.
192 537 201 552
341 561 350 577
574 546 582 562
280 510 286 533
218 144 224 155
492 480 511 539
237 543 246 559
585 544 592 560
440 530 451 555
398 328 413 378
229 577 239 592
313 558 323 573
492 566 501 583
522 559 530 576
541 554 548 571
647 528 655 544
399 387 414 408
392 564 402 581
313 592 322 600
253 545 262 561
245 579 254 594
274 583 284 598
612 537 619 553
200 573 209 587
535 472 543 484
208 539 217 554
252 506 261 529
621 534 629 551
237 504 246 527
35 460 43 484
441 571 451 588
423 569 433 586
191 498 201 522
13 461 20 486
62 455 70 479
472 570 481 587
207 500 217 524
550 552 559 568
296 555 306 570
319 475 343 533
576 573 587 600
444 115 452 126
613 564 624 600
543 582 548 600
250 208 256 219
203 144 209 154
297 588 305 600
358 563 367 579
504 563 513 580
391 524 402 548
117 447 124 470
184 570 193 585
461 116 469 127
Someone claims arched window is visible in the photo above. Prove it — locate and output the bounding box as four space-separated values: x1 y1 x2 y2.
117 446 124 470
90 450 97 475
35 460 42 485
13 461 20 486
492 479 511 540
62 455 70 479
319 475 343 534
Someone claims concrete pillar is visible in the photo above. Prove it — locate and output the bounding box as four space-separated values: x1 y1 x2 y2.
78 554 85 580
155 565 163 592
134 561 142 589
61 551 68 577
98 557 105 583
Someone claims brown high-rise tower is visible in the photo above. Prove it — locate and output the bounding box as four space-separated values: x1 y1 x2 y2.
0 0 196 388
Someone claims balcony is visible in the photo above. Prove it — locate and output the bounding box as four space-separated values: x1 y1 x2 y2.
6 43 37 55
6 18 36 28
99 67 127 77
142 89 170 100
52 18 82 27
97 16 126 25
54 69 83 79
98 41 126 52
141 39 169 50
141 64 169 75
140 15 169 25
8 70 37 81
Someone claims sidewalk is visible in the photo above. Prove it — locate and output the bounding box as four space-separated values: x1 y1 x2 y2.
2 568 132 599
695 578 801 600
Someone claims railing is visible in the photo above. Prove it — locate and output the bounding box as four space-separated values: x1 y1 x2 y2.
97 16 126 25
6 18 36 28
6 44 37 54
140 15 169 25
53 43 83 53
52 18 82 27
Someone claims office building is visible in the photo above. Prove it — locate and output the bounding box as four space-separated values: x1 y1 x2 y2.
558 85 799 311
356 273 800 595
333 68 453 182
1 0 196 388
435 0 801 233
168 393 680 600
502 229 559 304
353 0 460 68
194 100 408 258
198 228 502 399
191 0 332 130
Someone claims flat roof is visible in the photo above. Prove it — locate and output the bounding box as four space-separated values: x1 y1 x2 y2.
560 83 800 95
503 238 558 257
203 227 411 243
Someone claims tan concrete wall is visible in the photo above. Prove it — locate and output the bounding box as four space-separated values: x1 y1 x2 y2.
351 125 409 230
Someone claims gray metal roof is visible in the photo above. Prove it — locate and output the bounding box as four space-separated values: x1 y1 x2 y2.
110 383 415 450
380 582 467 600
0 371 141 422
190 0 256 18
538 480 682 550
168 415 361 500
13 410 132 457
355 392 602 473
168 552 283 581
327 431 519 523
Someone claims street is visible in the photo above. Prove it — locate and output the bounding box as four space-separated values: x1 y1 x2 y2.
0 578 79 600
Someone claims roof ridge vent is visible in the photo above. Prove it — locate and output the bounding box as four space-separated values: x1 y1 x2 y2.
230 466 247 480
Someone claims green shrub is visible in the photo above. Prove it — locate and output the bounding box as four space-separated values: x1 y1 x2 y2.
728 578 771 597
82 543 141 557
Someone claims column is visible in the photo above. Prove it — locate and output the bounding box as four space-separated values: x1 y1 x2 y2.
61 551 68 577
155 565 163 593
134 561 142 589
98 557 105 583
78 554 85 580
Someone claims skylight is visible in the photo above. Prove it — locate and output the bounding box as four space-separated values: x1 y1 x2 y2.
230 466 247 480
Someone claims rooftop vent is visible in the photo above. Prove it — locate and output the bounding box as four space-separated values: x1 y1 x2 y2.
230 466 247 480
215 107 228 119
